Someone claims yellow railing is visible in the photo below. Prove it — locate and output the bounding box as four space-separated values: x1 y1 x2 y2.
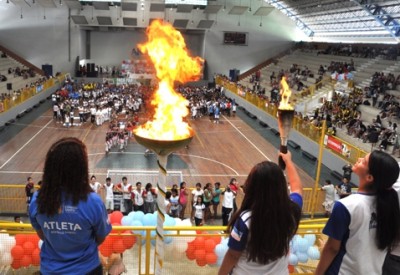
0 221 326 275
0 74 65 113
216 76 368 165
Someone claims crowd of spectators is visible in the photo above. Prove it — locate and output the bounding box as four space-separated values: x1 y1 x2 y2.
315 44 398 60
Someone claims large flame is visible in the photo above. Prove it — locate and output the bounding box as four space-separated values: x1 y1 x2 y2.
134 20 203 140
278 77 294 110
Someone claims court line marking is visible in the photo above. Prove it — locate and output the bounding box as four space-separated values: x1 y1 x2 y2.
0 119 53 170
0 171 247 177
222 115 271 161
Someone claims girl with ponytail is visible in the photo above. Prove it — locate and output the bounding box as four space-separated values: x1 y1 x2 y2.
316 150 400 275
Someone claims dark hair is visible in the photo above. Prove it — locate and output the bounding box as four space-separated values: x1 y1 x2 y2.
204 183 211 190
106 177 111 182
368 150 400 250
145 183 152 191
228 161 301 264
215 182 221 187
136 182 142 187
180 181 186 189
229 178 237 185
27 177 32 181
165 191 172 200
122 176 127 181
195 195 203 205
37 137 92 217
195 182 202 188
91 175 96 180
325 179 331 185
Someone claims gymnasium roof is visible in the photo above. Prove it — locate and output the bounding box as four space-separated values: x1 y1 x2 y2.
2 0 400 43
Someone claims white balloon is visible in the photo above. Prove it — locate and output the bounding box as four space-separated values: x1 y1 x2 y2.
2 236 15 250
180 230 196 242
174 218 183 225
173 241 188 254
0 243 5 256
0 252 12 266
164 242 174 253
181 219 192 226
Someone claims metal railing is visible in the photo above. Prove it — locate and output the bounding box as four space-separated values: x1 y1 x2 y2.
0 220 327 275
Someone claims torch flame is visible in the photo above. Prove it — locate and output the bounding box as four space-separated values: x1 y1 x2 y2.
278 77 294 110
134 20 203 140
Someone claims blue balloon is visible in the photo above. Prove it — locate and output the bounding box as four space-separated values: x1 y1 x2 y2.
164 231 173 244
121 216 133 226
297 238 309 253
304 234 316 247
307 246 320 260
296 252 308 263
142 213 156 226
215 243 228 259
164 216 176 227
289 253 298 266
292 235 302 243
216 258 223 267
130 211 145 221
131 220 144 236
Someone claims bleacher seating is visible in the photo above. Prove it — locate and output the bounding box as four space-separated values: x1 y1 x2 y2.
0 55 42 94
236 46 400 155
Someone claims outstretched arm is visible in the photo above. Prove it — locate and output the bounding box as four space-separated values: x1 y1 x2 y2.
279 151 302 195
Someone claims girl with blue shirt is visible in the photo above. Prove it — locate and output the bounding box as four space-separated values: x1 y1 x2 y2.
29 137 112 275
218 151 303 275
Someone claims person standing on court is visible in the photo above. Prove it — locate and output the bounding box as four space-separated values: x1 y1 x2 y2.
219 151 303 274
29 137 112 275
25 176 35 212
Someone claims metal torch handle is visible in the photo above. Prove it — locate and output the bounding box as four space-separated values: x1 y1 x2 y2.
279 145 287 170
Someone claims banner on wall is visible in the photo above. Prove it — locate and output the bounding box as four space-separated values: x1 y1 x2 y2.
324 135 351 158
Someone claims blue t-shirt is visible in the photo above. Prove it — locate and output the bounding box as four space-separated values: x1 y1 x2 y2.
29 192 112 275
226 193 303 274
228 192 303 252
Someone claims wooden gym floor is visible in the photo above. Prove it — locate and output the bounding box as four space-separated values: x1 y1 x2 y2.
0 101 314 190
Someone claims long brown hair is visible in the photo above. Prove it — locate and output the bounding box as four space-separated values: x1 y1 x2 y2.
228 161 301 264
36 137 92 216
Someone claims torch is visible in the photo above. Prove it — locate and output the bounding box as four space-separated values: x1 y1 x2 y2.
277 77 295 170
133 20 203 275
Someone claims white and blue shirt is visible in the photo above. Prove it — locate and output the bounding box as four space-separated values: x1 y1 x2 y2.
228 193 303 275
29 192 112 275
323 193 385 275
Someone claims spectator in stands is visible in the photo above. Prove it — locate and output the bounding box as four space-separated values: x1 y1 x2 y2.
316 151 400 275
218 151 302 275
29 137 111 274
